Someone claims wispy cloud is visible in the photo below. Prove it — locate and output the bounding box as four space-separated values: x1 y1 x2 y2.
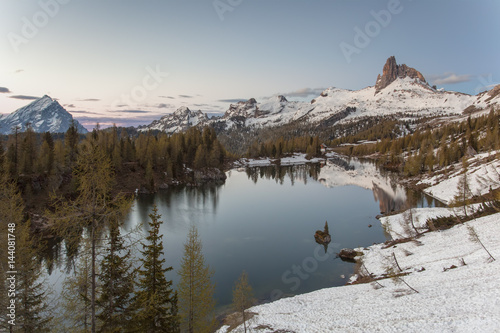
179 94 194 98
109 109 153 114
15 69 24 73
64 104 75 108
218 98 246 103
428 72 473 85
281 87 327 98
78 98 101 102
159 95 175 99
0 87 11 93
70 110 103 115
10 95 39 100
158 103 175 109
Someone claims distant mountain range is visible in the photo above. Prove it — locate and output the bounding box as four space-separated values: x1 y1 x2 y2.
0 95 87 135
139 56 500 134
2 57 499 136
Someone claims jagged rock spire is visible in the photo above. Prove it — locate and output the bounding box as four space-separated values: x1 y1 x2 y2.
375 56 427 92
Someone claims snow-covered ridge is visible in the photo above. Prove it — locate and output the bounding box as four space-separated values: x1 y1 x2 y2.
139 106 209 133
140 57 500 134
141 78 500 134
0 95 87 134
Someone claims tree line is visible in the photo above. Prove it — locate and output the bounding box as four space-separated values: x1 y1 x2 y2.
246 135 322 159
0 132 254 332
335 109 500 176
0 123 230 212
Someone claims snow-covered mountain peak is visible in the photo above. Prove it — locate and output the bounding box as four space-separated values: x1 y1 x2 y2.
0 95 87 134
173 106 191 116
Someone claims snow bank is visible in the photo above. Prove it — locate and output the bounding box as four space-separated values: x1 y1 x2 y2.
419 153 500 205
219 211 500 333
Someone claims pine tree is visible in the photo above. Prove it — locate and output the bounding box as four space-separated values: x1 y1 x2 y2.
133 205 179 332
193 145 207 169
65 120 79 167
16 220 53 332
452 157 473 218
0 177 52 332
20 123 37 175
38 132 55 174
97 221 135 332
178 225 216 333
232 271 254 333
49 138 132 333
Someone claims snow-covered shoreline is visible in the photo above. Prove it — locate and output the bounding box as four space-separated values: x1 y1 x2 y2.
218 208 500 332
234 152 329 168
219 153 500 333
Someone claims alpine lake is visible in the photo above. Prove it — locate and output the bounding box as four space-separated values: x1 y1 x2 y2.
48 156 444 312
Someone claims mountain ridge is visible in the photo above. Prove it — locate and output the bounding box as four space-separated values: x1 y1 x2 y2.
139 56 499 134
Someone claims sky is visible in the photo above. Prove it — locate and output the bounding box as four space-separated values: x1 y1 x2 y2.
1 0 499 130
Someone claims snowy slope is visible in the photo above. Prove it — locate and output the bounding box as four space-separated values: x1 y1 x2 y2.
418 152 500 205
0 95 87 134
219 210 500 333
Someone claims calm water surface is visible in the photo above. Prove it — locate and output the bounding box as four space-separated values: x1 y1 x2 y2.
120 158 441 308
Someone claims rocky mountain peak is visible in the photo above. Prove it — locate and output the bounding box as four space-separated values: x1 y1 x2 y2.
245 98 257 105
173 106 191 116
277 95 288 103
375 56 427 93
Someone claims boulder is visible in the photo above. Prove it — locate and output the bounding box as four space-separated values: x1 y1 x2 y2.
338 248 362 262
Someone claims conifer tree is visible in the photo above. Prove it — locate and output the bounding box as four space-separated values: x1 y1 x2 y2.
0 176 52 332
49 138 132 333
178 225 216 333
38 132 55 174
452 157 473 218
20 123 37 175
193 145 207 169
16 219 53 332
133 205 179 332
97 221 135 332
232 271 254 333
65 120 79 167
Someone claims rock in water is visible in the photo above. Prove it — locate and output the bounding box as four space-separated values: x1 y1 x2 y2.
314 221 331 244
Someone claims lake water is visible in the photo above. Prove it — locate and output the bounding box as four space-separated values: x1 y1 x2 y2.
121 157 442 309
